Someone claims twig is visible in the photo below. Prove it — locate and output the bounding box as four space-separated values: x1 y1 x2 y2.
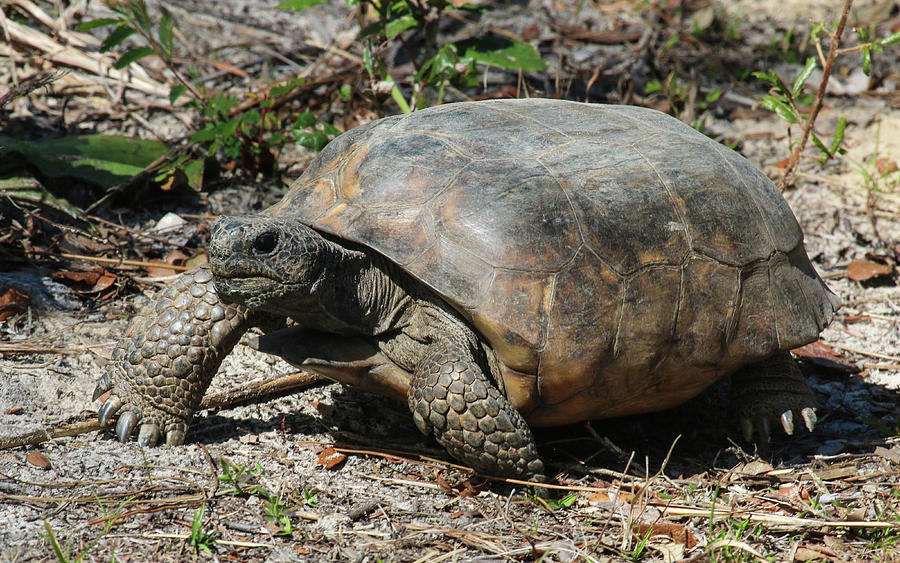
0 372 321 450
827 343 900 363
0 69 68 109
778 0 853 191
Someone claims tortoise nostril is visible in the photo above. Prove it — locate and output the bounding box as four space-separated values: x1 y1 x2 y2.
253 231 278 254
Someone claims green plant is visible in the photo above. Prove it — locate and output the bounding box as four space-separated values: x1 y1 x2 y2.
42 496 130 563
281 0 546 110
753 0 900 189
623 526 653 561
644 72 723 133
217 460 295 536
529 492 578 511
302 488 319 507
80 1 339 180
754 56 846 164
188 505 217 556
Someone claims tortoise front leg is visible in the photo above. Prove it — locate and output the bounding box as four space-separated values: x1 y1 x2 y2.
407 341 546 481
94 266 257 446
730 352 819 442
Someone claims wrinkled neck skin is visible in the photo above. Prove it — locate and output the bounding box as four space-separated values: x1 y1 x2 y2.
299 237 416 336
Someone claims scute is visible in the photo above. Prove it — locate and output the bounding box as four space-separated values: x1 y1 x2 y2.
275 99 839 423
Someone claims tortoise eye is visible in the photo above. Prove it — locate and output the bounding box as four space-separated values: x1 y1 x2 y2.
253 231 278 254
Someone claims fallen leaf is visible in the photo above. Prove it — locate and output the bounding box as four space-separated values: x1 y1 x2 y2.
633 522 698 549
0 287 29 321
316 447 346 469
846 259 893 281
794 545 837 561
876 157 898 175
792 341 859 373
26 450 51 469
6 407 23 415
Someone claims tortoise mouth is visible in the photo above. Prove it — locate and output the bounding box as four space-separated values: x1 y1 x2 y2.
214 274 282 305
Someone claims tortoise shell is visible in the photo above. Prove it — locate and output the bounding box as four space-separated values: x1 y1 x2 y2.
267 99 839 426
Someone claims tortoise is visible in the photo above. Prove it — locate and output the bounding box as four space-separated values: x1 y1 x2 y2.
94 99 840 480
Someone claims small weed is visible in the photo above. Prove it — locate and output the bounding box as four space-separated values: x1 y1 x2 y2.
43 496 130 562
188 505 217 556
528 492 578 511
217 459 296 537
623 526 652 561
644 72 723 133
302 488 319 508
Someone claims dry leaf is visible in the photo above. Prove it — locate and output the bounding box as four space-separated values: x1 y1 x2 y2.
0 287 30 321
633 522 698 549
316 447 346 469
876 157 898 175
26 449 51 469
792 341 858 372
846 259 893 281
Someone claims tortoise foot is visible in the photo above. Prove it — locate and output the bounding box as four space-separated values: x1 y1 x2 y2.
94 266 253 447
731 352 819 443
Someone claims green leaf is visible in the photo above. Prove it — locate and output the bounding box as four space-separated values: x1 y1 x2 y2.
390 83 412 114
705 88 722 103
0 177 86 220
0 133 168 190
339 83 353 102
862 45 872 75
158 13 174 59
292 114 341 151
169 84 188 104
791 57 817 98
385 14 418 39
270 77 306 97
829 116 847 154
878 30 900 46
760 95 798 123
76 18 124 31
810 131 828 158
278 0 328 9
644 80 663 95
455 37 547 71
115 46 156 69
293 109 317 128
100 25 137 53
362 47 377 77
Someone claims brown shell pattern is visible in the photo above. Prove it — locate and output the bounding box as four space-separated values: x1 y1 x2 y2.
268 99 840 423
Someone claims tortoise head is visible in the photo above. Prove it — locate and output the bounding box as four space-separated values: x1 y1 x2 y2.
208 216 329 313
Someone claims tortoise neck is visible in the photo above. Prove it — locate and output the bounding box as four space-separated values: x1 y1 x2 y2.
300 235 415 336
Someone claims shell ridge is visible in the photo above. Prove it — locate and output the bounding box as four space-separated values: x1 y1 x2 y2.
630 145 694 251
479 102 571 139
535 157 587 250
710 142 777 249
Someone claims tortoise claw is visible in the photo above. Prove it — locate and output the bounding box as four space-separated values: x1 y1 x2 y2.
758 417 771 443
780 410 795 435
138 423 161 447
165 429 186 446
116 411 140 442
92 374 112 401
98 396 123 426
801 407 817 432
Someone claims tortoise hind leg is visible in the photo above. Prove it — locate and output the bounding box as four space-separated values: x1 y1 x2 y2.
407 341 546 481
730 352 819 442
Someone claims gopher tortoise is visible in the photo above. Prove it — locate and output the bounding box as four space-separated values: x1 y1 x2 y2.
95 99 840 480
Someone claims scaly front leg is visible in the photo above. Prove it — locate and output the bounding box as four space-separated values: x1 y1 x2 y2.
408 340 546 481
94 266 257 446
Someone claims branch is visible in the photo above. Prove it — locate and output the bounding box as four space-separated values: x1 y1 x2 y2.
778 0 853 191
